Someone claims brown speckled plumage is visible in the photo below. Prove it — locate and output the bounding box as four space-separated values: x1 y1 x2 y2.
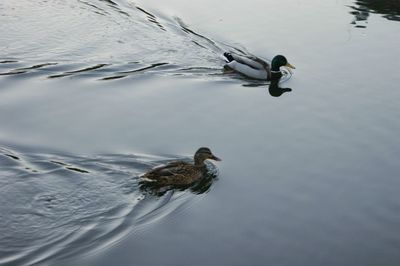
141 147 221 186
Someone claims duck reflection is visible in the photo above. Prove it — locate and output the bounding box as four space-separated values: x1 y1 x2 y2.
349 0 400 27
242 78 293 97
139 147 221 196
268 79 292 97
140 171 217 197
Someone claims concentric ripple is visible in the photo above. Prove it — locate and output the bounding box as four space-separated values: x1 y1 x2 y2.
0 145 217 266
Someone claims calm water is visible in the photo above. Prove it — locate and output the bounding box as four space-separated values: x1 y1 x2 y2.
1 0 400 265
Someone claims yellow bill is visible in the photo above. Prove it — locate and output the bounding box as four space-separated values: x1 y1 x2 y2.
285 62 296 69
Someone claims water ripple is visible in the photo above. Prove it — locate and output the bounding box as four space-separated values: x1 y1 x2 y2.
0 144 217 265
0 0 290 85
47 63 110 79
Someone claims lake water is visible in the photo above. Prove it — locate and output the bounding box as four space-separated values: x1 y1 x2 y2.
1 0 400 265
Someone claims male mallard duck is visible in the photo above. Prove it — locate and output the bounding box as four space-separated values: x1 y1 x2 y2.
140 147 221 186
223 52 295 80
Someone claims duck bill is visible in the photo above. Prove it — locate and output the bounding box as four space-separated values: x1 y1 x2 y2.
285 62 296 69
210 155 222 161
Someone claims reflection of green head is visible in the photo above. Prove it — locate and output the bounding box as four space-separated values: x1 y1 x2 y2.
271 55 288 71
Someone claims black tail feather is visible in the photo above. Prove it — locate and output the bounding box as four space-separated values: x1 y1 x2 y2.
223 52 234 62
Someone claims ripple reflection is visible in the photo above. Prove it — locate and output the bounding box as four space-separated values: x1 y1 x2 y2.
349 0 400 27
0 144 216 265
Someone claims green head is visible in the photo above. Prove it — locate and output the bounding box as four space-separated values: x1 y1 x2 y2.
271 55 295 71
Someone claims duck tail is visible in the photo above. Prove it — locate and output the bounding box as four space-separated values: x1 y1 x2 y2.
223 52 234 62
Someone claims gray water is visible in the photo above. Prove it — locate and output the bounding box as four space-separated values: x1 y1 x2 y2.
1 0 400 265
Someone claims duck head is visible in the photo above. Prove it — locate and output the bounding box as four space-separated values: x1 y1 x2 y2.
270 55 295 80
194 147 221 166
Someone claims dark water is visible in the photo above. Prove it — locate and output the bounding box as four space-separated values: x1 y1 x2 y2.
349 0 400 27
1 0 400 265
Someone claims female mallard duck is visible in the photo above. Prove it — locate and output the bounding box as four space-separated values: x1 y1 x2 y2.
223 52 295 80
140 147 221 186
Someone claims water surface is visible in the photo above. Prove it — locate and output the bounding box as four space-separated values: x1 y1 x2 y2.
1 0 400 265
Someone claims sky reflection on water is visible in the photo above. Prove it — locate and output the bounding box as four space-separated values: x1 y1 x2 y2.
1 0 400 265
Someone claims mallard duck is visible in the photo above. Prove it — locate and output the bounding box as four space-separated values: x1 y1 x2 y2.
140 147 221 186
223 52 295 80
